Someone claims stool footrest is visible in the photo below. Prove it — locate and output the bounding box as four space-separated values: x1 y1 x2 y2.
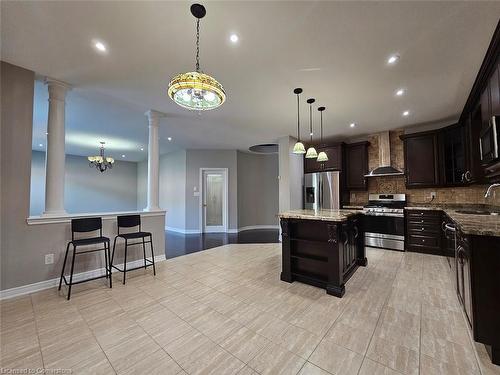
111 259 154 273
61 270 111 286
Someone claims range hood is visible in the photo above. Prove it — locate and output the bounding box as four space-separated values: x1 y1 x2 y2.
365 131 404 177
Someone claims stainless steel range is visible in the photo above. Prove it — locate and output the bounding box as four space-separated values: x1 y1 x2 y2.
363 194 406 251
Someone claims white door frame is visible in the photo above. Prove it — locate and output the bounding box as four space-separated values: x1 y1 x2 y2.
199 168 229 233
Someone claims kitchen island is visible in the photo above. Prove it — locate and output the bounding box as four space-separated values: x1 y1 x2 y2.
278 209 367 297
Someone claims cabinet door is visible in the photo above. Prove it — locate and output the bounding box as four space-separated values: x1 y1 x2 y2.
465 107 486 183
345 142 368 190
440 124 466 185
490 62 500 118
404 133 439 187
319 145 342 171
304 154 322 174
480 84 491 130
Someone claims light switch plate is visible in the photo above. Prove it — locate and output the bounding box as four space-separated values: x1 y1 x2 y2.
45 253 54 265
193 191 200 197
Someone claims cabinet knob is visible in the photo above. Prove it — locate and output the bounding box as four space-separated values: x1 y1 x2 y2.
421 228 424 231
421 220 424 223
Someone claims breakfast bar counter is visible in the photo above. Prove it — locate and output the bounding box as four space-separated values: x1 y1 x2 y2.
278 209 367 297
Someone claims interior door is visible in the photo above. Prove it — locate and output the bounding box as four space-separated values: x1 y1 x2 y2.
202 170 227 233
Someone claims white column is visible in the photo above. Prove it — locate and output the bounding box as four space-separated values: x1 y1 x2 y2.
144 110 162 211
43 79 71 216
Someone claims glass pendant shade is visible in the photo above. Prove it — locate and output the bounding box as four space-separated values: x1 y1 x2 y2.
305 147 318 158
293 141 306 154
317 151 328 162
168 71 225 111
316 106 329 162
168 4 225 111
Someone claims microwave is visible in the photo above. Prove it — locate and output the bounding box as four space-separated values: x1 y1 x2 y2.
480 115 499 165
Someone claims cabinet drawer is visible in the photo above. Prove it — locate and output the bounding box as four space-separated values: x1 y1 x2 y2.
406 210 441 219
407 217 442 226
407 234 440 248
407 223 441 234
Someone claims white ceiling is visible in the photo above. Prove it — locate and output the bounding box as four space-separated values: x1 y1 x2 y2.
2 1 500 161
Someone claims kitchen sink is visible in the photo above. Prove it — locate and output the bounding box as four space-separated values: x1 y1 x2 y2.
455 209 499 216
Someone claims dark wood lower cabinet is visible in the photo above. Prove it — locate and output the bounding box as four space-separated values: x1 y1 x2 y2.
405 210 443 254
280 216 366 297
460 231 500 366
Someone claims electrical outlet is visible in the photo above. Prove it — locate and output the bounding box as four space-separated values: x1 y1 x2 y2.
430 192 436 199
45 253 54 265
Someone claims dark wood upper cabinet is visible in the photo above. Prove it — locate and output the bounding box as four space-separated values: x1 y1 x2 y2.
439 123 467 186
401 132 440 188
345 141 369 190
465 106 486 184
490 61 500 117
480 84 491 130
304 143 343 173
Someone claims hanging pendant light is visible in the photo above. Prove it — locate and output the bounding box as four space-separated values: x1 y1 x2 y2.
317 106 329 162
305 98 318 158
292 88 306 154
167 4 226 110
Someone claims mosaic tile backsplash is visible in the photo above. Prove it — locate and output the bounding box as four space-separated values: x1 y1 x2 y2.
349 130 500 207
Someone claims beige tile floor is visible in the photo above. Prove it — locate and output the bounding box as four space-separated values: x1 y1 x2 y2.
1 244 500 375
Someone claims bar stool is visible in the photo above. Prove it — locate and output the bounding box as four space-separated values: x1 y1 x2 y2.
58 217 112 300
111 215 156 284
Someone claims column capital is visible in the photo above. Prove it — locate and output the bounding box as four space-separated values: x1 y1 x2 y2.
45 78 71 101
144 110 165 126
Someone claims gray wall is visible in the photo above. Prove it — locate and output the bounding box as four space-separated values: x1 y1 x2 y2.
159 150 187 231
137 159 147 210
185 150 238 231
237 151 279 228
278 136 304 214
0 62 165 291
30 150 139 216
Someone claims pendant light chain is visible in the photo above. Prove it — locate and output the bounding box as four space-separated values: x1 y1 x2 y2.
320 110 323 142
309 103 313 142
297 94 301 141
195 18 201 72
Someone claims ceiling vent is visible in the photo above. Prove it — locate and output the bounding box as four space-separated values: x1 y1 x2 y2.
248 143 278 154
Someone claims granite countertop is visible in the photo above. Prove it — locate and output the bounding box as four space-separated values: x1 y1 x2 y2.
405 204 500 236
278 209 362 222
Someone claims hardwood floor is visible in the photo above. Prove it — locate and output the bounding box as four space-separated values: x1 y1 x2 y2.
165 229 280 259
1 245 498 374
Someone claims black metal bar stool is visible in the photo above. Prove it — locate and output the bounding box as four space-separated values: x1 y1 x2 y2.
110 214 156 284
58 217 112 300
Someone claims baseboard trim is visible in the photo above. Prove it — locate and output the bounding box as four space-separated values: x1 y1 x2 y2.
0 255 166 300
165 226 201 234
237 225 279 232
166 225 279 234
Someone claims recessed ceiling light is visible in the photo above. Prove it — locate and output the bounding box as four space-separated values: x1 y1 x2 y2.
121 154 125 158
93 41 107 53
230 34 239 43
395 88 405 96
39 143 43 147
350 123 356 128
387 54 400 65
167 137 172 141
140 147 144 151
402 110 410 117
45 132 48 135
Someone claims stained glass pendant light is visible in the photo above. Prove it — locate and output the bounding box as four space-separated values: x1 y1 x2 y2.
167 4 226 110
292 88 306 154
305 98 318 158
317 106 329 162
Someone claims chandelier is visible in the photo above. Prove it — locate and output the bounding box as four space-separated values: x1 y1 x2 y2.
167 4 226 111
88 142 114 173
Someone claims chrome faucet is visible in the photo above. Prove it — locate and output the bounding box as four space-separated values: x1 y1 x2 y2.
485 183 500 198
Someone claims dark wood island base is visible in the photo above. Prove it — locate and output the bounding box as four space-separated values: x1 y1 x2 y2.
279 210 367 297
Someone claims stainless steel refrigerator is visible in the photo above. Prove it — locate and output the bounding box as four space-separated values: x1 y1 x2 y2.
304 172 340 210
